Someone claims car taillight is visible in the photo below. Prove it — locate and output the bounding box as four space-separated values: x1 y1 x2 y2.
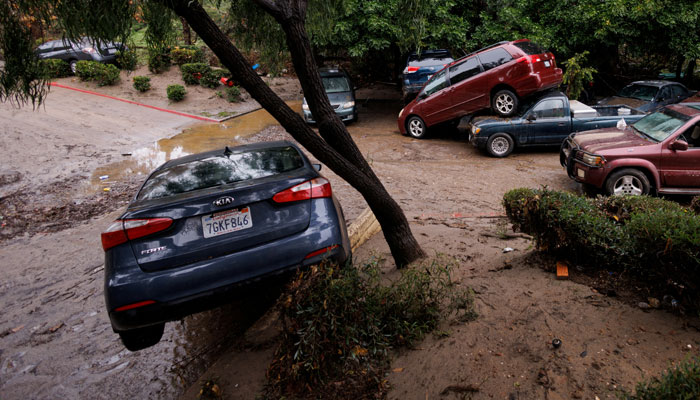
403 66 419 74
516 55 541 64
114 300 156 312
101 218 173 251
273 178 332 203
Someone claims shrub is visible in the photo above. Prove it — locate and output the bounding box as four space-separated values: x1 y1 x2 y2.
266 258 476 398
74 61 120 86
691 196 700 214
116 49 138 71
40 59 71 78
621 357 700 399
132 76 151 92
199 68 228 89
180 62 211 85
170 46 205 65
167 84 186 102
503 188 700 310
224 86 241 102
148 50 171 74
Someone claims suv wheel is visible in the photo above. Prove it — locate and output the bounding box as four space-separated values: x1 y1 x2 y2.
69 60 78 75
406 116 427 139
486 133 514 157
118 323 165 351
605 169 650 196
492 89 519 117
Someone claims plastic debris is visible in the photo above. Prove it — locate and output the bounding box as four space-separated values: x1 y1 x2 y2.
580 350 587 358
103 188 111 192
99 175 109 180
503 247 514 253
556 261 569 279
552 338 562 349
616 118 627 129
638 302 650 310
647 297 660 308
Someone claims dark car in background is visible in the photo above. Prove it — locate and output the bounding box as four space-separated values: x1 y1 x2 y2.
101 141 351 351
469 91 644 157
401 49 454 103
303 67 357 124
597 80 695 113
398 39 563 138
35 37 125 74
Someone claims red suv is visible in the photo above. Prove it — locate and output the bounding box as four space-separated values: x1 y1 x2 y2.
398 39 563 138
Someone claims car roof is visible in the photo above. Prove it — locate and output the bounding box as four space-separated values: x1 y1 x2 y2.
319 67 349 78
629 80 685 88
156 140 305 171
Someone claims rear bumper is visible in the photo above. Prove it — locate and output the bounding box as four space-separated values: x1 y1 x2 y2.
105 197 350 331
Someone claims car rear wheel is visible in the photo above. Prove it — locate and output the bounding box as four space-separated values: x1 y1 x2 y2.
486 133 514 157
118 323 165 351
605 169 650 196
69 60 78 75
492 89 519 117
406 116 427 139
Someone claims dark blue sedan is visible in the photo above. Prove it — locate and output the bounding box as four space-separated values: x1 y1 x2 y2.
101 141 350 351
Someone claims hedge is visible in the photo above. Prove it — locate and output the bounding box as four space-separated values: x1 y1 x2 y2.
170 46 205 65
40 59 71 78
74 61 120 86
200 68 229 89
116 49 138 71
180 62 211 85
503 188 700 310
132 76 151 92
167 84 186 101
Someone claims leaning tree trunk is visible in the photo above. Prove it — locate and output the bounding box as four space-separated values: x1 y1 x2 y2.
167 0 426 267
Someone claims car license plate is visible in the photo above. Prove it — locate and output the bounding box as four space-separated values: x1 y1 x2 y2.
202 207 252 238
577 169 585 178
544 60 551 67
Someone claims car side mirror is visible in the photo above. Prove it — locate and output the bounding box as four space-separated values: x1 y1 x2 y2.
312 163 322 171
418 93 427 100
526 114 536 122
670 140 688 151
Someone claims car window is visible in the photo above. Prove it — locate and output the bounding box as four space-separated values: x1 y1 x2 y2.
478 48 513 71
321 76 351 93
671 85 687 98
37 41 55 50
137 146 304 201
658 87 673 101
513 41 545 55
530 99 566 119
448 57 481 85
422 69 448 97
632 110 689 142
618 84 658 101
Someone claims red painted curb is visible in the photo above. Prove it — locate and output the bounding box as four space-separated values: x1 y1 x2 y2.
49 82 219 123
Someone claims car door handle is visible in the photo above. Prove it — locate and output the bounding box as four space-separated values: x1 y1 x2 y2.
558 122 566 126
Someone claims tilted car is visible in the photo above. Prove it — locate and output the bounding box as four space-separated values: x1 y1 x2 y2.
401 49 454 103
398 39 563 138
597 80 695 113
302 67 358 124
35 37 126 74
101 141 350 351
560 103 700 196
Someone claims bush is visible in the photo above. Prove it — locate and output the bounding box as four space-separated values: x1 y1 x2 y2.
621 357 700 399
180 62 211 85
167 84 186 102
503 188 700 310
148 50 171 74
116 49 138 71
40 59 71 78
74 61 120 86
266 258 475 398
691 196 700 214
199 68 228 89
132 76 151 92
224 86 241 102
170 46 205 65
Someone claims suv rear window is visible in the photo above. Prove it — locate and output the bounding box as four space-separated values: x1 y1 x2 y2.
513 41 545 55
137 146 304 201
478 48 513 71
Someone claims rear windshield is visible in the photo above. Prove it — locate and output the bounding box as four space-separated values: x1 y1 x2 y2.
618 84 659 101
513 41 545 55
137 146 304 201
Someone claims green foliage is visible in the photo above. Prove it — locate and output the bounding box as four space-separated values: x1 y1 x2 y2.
40 59 71 79
166 84 186 102
74 61 120 86
562 51 596 101
621 357 700 399
170 46 205 65
143 1 175 74
691 196 700 214
180 63 211 85
267 258 476 397
132 76 151 92
503 188 700 310
116 49 138 71
224 86 241 102
200 68 228 89
147 51 171 74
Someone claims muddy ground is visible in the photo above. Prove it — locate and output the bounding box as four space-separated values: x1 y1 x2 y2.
1 69 699 399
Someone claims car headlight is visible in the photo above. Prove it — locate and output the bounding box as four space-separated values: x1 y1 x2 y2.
302 103 309 111
472 126 481 135
342 101 355 109
581 153 605 167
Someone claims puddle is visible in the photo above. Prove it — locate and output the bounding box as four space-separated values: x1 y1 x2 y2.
89 100 301 193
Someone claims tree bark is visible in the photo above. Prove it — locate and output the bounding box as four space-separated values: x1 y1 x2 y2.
166 0 426 267
180 17 192 45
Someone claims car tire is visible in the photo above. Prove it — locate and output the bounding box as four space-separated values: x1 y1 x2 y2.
605 169 650 196
406 116 428 139
118 323 165 351
492 89 519 117
69 60 78 75
486 133 515 157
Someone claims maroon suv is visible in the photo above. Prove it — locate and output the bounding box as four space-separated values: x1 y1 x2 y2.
398 39 563 138
561 103 700 196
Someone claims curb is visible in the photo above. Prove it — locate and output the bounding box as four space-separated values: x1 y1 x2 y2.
347 207 382 252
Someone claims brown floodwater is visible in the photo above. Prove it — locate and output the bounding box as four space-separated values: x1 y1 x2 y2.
89 101 302 193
